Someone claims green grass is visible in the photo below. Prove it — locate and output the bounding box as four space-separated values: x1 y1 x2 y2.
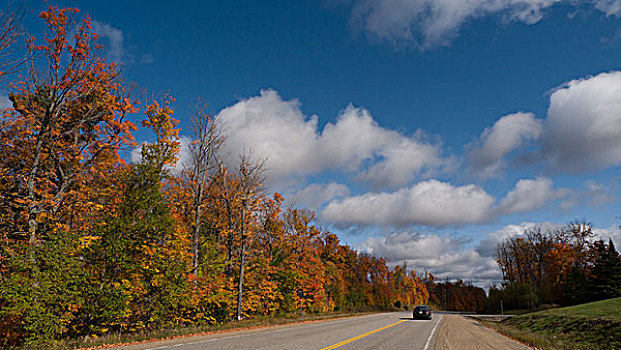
486 297 621 350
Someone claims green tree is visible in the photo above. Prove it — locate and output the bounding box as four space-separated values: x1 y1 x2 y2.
589 239 621 301
562 265 589 306
0 230 85 346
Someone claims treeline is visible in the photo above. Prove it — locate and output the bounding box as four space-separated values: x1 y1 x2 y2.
0 7 429 347
491 221 621 311
424 276 487 313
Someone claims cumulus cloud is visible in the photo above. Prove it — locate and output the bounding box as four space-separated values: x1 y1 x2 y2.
216 89 445 188
293 183 351 211
466 112 542 179
343 0 620 49
594 225 621 247
321 177 566 227
359 223 621 288
468 71 621 176
359 231 502 287
321 179 496 227
499 176 568 214
542 71 621 173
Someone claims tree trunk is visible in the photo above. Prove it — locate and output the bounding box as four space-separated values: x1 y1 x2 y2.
236 200 246 321
192 193 201 287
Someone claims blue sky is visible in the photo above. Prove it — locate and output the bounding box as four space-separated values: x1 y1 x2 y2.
15 0 621 286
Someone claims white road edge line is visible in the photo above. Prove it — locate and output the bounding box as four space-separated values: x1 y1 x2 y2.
423 315 443 350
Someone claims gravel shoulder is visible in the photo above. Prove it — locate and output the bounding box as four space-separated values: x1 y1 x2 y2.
433 315 531 350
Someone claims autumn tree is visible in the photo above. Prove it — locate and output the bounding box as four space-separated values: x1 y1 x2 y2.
0 5 436 345
0 3 23 78
83 96 191 333
211 151 266 320
0 6 135 345
1 6 135 243
496 222 602 307
182 101 222 286
234 153 266 320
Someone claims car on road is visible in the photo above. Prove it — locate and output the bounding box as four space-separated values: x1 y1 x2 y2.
413 305 432 320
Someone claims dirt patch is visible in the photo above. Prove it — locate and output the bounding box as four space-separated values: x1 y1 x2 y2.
434 315 531 350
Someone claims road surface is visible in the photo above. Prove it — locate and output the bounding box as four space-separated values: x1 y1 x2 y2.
111 311 442 350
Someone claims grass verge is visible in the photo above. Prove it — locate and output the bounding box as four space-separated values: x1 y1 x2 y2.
484 297 621 350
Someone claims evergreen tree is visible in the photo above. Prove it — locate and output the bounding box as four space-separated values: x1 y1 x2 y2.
562 265 589 306
589 239 621 301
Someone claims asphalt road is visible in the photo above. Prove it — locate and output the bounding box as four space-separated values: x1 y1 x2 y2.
114 311 443 350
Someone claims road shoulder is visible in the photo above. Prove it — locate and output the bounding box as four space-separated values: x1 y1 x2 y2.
433 315 531 350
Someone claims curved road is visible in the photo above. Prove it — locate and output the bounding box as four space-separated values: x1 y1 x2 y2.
114 312 443 350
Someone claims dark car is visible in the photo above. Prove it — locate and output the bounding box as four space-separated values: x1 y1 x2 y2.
413 305 432 320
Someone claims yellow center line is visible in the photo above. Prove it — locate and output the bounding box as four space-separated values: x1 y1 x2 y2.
319 319 407 350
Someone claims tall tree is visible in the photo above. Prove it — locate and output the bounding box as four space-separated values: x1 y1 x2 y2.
0 3 23 78
234 153 265 320
1 6 135 244
590 239 621 301
183 101 222 286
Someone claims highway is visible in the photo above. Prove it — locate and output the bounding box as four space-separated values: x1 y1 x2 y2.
114 311 443 350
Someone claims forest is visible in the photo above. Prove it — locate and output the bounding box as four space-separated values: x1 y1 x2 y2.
0 6 432 347
1 5 620 348
489 222 621 312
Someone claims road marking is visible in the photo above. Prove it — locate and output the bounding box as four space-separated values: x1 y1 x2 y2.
423 315 443 350
319 319 406 350
143 314 392 350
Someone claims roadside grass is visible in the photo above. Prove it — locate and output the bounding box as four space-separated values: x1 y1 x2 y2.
484 297 621 350
12 310 382 350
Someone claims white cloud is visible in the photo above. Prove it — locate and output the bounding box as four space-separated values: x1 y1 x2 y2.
594 0 621 16
466 71 621 176
359 231 502 287
594 225 621 247
216 90 321 181
562 180 619 209
216 89 445 188
500 176 567 214
584 180 617 206
356 222 621 288
466 112 542 178
90 20 153 65
348 0 562 49
343 0 620 49
322 105 445 188
321 176 566 227
0 91 11 110
321 179 496 227
292 182 351 211
542 71 621 173
91 20 127 64
130 143 142 163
